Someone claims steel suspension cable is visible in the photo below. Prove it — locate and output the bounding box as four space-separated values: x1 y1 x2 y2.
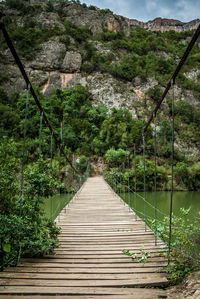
39 112 43 158
153 112 157 246
128 158 130 212
122 163 125 205
50 132 53 219
17 83 30 266
58 121 63 222
105 175 199 234
142 131 147 231
134 145 137 220
168 79 175 265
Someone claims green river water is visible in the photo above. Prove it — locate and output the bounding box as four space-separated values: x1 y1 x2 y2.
42 193 74 220
121 191 200 223
43 190 200 223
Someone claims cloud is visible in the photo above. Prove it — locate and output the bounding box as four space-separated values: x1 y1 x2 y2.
81 0 199 22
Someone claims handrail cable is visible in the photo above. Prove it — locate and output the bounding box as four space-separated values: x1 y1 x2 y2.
106 175 200 233
17 83 30 266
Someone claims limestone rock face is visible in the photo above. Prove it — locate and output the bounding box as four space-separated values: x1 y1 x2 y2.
61 51 82 72
62 4 129 35
29 70 49 87
43 72 62 97
36 12 65 30
30 40 66 71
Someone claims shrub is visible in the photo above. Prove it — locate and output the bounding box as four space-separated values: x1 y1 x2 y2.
0 143 60 271
175 162 189 187
105 148 128 167
6 0 25 10
75 156 89 174
151 208 200 283
146 85 162 103
64 20 91 43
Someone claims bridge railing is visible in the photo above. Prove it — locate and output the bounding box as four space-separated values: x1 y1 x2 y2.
104 171 200 270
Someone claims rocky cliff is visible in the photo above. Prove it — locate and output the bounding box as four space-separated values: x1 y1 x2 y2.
129 18 200 32
0 0 200 160
1 1 200 36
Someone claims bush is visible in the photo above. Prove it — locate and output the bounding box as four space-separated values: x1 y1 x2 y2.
64 21 91 43
105 148 128 167
131 158 168 190
146 85 162 103
175 162 189 187
187 164 200 190
6 0 25 10
75 156 89 174
100 30 118 41
0 142 60 271
151 208 200 283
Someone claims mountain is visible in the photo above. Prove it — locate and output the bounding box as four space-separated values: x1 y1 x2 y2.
0 0 200 162
129 18 200 32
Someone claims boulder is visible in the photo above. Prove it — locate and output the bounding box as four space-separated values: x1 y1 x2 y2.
43 72 61 97
36 12 65 31
61 51 82 72
30 40 66 71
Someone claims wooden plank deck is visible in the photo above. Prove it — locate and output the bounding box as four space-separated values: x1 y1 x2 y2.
0 176 168 298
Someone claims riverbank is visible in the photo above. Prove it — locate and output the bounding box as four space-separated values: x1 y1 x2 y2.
167 271 200 298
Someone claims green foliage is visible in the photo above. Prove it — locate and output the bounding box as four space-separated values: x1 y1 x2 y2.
0 96 20 137
6 19 64 59
46 0 55 12
98 108 150 151
0 138 20 215
105 155 168 192
175 162 189 187
157 120 172 158
64 20 91 43
147 85 162 103
24 158 60 198
88 5 96 10
151 208 200 283
122 247 151 264
5 0 25 10
105 148 128 167
100 29 119 41
75 156 89 173
175 162 200 190
130 157 168 191
0 140 60 271
0 73 9 84
174 100 200 125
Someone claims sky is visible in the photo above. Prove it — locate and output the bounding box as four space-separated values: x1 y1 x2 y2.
80 0 199 22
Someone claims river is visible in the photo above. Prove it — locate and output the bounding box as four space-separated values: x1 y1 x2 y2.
42 191 200 222
121 191 200 223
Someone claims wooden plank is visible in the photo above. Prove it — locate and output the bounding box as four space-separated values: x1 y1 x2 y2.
17 262 167 268
54 250 167 255
0 277 168 287
0 286 167 296
4 266 166 274
0 272 167 280
35 253 166 259
0 295 166 299
20 257 167 263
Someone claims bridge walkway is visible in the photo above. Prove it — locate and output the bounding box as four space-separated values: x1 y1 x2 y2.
0 176 168 298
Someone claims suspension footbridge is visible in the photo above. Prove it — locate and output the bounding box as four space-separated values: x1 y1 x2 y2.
0 176 168 298
0 15 200 299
